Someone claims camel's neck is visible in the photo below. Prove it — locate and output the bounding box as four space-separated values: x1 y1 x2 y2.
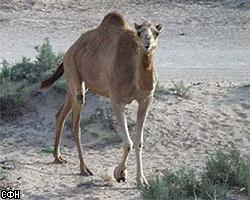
138 51 157 91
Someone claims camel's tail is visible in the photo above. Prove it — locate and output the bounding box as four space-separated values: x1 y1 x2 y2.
40 63 64 89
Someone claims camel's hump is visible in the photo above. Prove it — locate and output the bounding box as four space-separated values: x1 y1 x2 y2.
99 11 126 28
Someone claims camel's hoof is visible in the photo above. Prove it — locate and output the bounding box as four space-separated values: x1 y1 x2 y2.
114 166 127 183
54 156 67 164
116 176 126 183
80 166 94 176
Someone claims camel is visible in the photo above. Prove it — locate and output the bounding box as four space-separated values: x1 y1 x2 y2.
40 11 163 188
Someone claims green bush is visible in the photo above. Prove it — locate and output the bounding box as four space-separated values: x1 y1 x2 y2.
0 169 7 181
0 84 27 121
142 148 250 200
0 38 64 121
0 169 7 191
201 176 228 200
154 81 192 98
171 81 192 97
142 169 198 200
34 38 63 82
202 148 250 197
0 38 63 83
0 59 11 82
41 147 55 155
9 57 36 82
154 82 169 97
104 132 122 143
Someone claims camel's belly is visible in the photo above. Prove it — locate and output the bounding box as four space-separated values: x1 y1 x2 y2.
85 78 111 98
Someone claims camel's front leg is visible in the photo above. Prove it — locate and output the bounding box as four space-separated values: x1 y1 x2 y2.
134 97 152 188
112 100 133 183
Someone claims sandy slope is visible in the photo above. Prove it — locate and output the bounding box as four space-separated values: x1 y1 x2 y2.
0 1 250 199
1 81 250 199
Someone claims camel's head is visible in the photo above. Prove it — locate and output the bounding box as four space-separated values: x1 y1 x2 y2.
134 21 164 52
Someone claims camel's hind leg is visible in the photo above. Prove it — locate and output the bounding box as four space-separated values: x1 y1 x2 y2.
71 92 93 176
63 57 93 176
54 92 72 164
112 100 133 183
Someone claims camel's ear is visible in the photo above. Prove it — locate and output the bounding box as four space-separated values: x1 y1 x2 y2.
134 23 142 31
155 23 164 33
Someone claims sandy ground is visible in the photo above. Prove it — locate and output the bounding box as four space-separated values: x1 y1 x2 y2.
1 81 250 200
0 1 250 199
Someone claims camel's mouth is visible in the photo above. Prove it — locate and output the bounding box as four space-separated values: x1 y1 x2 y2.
142 45 150 52
142 44 155 52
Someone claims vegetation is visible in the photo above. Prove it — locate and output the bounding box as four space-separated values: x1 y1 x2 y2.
0 82 27 120
0 38 63 121
143 169 198 200
41 147 55 155
142 147 250 200
170 80 192 97
154 82 169 97
0 169 7 191
0 38 63 84
0 169 7 181
104 132 122 143
154 81 192 98
201 148 250 198
80 106 123 143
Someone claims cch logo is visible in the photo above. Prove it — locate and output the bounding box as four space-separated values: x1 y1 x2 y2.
1 190 20 199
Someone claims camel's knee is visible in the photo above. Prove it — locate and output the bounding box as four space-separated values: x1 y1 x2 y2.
76 90 85 105
123 141 133 153
133 141 143 151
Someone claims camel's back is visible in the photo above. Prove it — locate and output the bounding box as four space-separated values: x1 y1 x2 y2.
65 12 127 62
98 11 126 30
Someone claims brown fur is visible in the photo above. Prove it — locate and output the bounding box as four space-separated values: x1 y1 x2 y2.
39 11 162 187
139 53 156 91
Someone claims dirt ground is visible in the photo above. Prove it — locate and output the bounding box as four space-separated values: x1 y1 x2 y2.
0 0 250 199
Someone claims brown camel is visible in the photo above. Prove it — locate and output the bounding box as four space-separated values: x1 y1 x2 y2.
40 11 163 188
